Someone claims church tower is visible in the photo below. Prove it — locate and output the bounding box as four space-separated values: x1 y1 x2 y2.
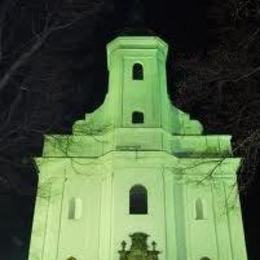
29 36 248 260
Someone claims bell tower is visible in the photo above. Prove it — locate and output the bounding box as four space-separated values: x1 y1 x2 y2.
29 36 248 260
106 37 169 128
72 36 202 144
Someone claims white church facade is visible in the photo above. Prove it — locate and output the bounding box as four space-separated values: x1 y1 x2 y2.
29 36 248 260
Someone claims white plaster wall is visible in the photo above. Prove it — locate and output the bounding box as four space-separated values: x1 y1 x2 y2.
56 176 101 260
111 167 167 260
29 154 247 260
185 182 219 260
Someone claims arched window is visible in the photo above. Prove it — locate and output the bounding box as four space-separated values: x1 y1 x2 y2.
129 185 148 214
132 111 144 124
195 198 204 220
132 63 144 80
200 257 211 260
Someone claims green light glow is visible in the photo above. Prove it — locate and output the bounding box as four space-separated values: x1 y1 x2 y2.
29 36 247 260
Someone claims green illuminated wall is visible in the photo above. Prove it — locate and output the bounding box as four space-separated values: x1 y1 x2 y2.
29 36 248 260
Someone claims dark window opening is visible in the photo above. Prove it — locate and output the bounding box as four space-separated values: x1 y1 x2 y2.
201 257 210 260
132 63 144 80
195 198 204 220
129 185 148 214
68 198 76 219
132 111 144 124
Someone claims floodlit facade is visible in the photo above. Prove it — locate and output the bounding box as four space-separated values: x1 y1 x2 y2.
29 36 248 260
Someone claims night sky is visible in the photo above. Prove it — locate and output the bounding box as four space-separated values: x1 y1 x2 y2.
0 0 260 259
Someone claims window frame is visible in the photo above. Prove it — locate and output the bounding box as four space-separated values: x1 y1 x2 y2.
129 184 148 215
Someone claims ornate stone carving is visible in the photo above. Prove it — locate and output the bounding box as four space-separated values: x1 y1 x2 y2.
118 232 160 260
67 257 77 260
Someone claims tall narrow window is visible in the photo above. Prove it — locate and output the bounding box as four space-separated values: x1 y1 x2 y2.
132 111 144 124
129 185 148 214
68 198 82 220
195 198 204 220
132 63 143 80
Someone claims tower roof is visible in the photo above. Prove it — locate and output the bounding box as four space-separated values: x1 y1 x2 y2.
118 0 155 37
106 36 168 68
